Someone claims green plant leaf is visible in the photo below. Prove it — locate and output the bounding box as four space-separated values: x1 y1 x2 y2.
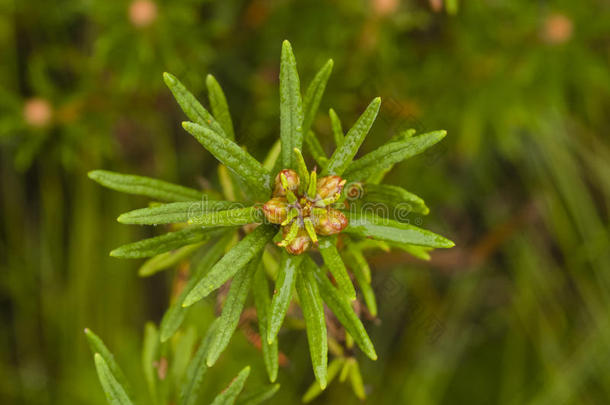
344 251 377 317
187 206 264 227
206 74 235 141
84 328 133 400
206 257 258 366
345 211 454 248
280 40 304 170
209 366 251 405
296 262 328 389
304 131 329 168
306 257 377 360
262 140 282 171
329 108 344 147
183 225 277 306
110 227 221 259
343 238 371 283
389 242 432 260
163 72 226 137
142 322 160 404
302 59 333 135
355 183 429 216
348 358 366 400
160 233 234 342
182 122 272 199
179 319 219 405
88 170 205 202
323 97 381 176
344 130 446 181
302 358 344 403
93 353 134 405
117 201 238 225
318 236 356 301
235 384 280 405
138 242 204 277
252 265 279 382
267 252 304 344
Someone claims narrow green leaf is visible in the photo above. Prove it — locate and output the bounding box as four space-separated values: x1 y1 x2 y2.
179 319 219 405
348 359 366 400
390 242 432 260
206 258 258 366
163 72 225 137
206 74 235 141
302 59 333 135
84 329 133 400
354 183 429 216
182 122 272 199
160 233 234 342
236 384 280 405
329 108 344 147
209 366 251 405
324 97 381 176
280 40 304 169
304 131 328 168
110 227 221 259
93 353 134 405
252 266 279 382
88 170 205 202
344 130 446 181
267 253 304 344
138 242 204 277
344 251 377 317
343 238 371 283
318 236 356 301
302 358 344 403
183 225 277 306
296 263 328 388
117 201 238 225
345 211 454 248
188 206 264 227
142 322 160 404
262 140 282 171
306 257 377 360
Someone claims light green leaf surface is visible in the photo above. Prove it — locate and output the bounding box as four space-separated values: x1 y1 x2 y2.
252 266 279 382
280 40 304 170
206 74 235 140
142 322 160 404
138 242 204 277
117 201 237 225
329 108 344 147
302 59 333 135
235 384 280 405
93 353 134 405
267 253 304 344
187 206 263 227
318 236 356 301
304 131 328 168
209 366 251 405
302 358 344 403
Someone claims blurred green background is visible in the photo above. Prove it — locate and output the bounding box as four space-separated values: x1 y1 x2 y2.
1 0 610 403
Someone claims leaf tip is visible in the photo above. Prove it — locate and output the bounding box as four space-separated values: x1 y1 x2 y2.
162 72 176 85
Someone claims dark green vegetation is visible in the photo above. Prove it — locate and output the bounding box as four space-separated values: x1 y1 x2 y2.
2 1 610 404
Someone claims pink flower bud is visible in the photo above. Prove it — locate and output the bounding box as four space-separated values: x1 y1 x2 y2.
262 197 288 224
313 208 348 236
129 0 158 28
316 175 346 200
283 228 311 255
273 169 300 196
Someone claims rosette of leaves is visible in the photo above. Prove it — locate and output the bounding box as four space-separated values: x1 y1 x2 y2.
89 40 454 400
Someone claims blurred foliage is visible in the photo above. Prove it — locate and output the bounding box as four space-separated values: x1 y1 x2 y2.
1 0 609 404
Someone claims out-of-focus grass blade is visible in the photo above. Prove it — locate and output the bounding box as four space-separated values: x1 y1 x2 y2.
178 319 219 405
345 212 454 248
323 97 381 176
329 108 344 147
160 233 234 342
84 328 133 400
110 227 221 259
262 140 282 171
318 236 356 301
171 328 197 391
280 40 304 170
163 72 226 137
348 359 366 400
183 225 277 306
267 253 304 344
142 322 160 404
206 74 235 141
206 257 258 366
304 131 328 168
93 353 134 405
302 358 344 403
306 258 377 360
209 366 251 405
344 130 446 181
235 383 280 405
296 262 328 388
88 170 205 202
252 265 279 382
187 206 264 226
302 59 333 135
138 242 203 277
182 122 272 199
117 201 237 225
